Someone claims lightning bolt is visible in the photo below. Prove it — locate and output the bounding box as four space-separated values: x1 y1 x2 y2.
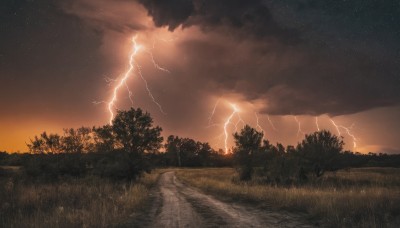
208 98 221 126
340 124 357 148
224 103 240 153
145 50 170 73
267 114 278 132
136 64 167 115
255 112 266 135
106 35 167 124
107 36 141 124
294 116 305 137
330 119 357 149
315 117 320 131
234 113 245 132
330 119 342 136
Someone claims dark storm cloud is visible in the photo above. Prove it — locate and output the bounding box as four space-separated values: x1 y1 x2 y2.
139 0 400 116
139 0 194 31
140 0 299 43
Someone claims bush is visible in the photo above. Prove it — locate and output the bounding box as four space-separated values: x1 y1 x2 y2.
23 154 87 181
91 150 150 181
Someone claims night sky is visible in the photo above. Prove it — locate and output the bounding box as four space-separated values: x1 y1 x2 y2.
1 0 400 153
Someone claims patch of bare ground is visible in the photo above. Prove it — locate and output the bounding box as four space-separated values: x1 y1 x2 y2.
141 171 316 228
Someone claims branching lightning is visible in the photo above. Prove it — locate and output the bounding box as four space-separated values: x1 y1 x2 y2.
330 118 358 149
223 103 240 153
105 35 168 124
207 102 359 152
107 36 140 124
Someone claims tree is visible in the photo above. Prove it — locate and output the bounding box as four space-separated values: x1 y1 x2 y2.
112 108 163 154
233 125 263 181
27 135 45 154
296 130 344 177
92 125 116 152
61 127 93 153
101 108 163 180
164 135 218 167
27 132 62 154
165 135 182 166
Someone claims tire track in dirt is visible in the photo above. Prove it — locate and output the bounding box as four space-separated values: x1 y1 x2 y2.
149 171 317 228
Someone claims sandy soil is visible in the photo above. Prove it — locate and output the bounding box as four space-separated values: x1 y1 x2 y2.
146 171 317 228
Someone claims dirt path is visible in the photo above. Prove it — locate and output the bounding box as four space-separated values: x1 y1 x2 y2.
148 171 317 228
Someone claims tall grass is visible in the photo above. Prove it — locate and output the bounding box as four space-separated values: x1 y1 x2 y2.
176 168 400 227
0 171 160 227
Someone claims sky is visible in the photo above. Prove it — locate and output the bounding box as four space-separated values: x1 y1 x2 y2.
1 0 400 153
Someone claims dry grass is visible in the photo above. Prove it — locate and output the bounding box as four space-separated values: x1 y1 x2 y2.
0 171 160 227
176 168 400 227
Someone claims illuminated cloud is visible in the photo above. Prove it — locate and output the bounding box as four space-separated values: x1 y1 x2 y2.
1 0 399 153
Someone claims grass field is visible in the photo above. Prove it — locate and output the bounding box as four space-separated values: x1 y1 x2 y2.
176 167 400 227
0 169 160 227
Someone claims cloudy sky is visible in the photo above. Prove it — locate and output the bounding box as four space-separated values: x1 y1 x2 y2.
1 0 400 153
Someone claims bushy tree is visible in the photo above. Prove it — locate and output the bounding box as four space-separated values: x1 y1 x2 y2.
27 132 62 154
92 125 116 152
296 130 344 177
25 108 163 181
233 125 263 181
112 108 163 154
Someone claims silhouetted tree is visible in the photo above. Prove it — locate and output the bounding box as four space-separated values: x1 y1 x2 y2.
165 135 182 166
27 135 46 154
112 108 163 154
233 125 263 181
27 132 62 154
197 142 214 167
296 130 344 177
61 127 93 153
98 108 164 180
92 125 116 152
164 135 219 167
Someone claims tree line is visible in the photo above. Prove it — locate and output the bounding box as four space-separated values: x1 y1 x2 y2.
1 108 399 182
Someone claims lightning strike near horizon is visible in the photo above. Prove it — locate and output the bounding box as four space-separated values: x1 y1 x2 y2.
267 115 278 132
106 35 167 124
329 119 358 149
330 119 342 136
255 113 266 137
294 116 305 137
339 124 358 148
315 117 320 131
223 103 240 153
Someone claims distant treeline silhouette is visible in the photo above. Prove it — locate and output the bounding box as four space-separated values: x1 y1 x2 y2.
0 108 399 182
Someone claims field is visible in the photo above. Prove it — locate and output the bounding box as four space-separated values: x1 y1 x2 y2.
0 168 160 227
176 167 400 227
1 166 399 227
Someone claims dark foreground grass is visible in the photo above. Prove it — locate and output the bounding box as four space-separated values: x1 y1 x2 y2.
0 169 160 227
176 167 400 227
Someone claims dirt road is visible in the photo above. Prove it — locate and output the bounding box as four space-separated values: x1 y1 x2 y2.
147 171 317 228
